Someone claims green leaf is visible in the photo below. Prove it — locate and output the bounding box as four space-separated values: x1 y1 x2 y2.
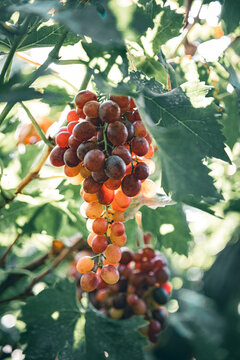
41 84 72 107
221 93 240 149
18 143 44 179
130 0 161 36
141 204 192 255
153 6 184 53
20 279 83 360
220 0 240 34
136 56 168 87
124 218 142 252
85 304 148 360
15 0 124 48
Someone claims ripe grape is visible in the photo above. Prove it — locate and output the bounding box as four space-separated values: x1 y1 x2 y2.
127 294 139 306
91 235 108 253
121 174 141 197
67 121 78 134
64 164 81 177
92 218 108 235
76 107 86 118
142 247 155 259
83 100 100 118
119 118 135 141
74 90 97 108
67 110 79 123
85 201 103 219
114 190 131 208
56 131 70 148
131 137 149 156
79 164 91 178
109 95 130 112
132 298 147 315
107 121 128 145
76 256 94 273
64 148 80 167
73 121 95 142
109 307 124 319
49 146 66 167
110 232 127 246
77 141 98 161
105 156 126 180
112 145 132 165
84 149 105 172
82 191 98 203
120 250 133 265
97 185 114 205
105 178 121 190
87 232 96 247
68 135 81 150
80 271 99 292
101 265 120 284
92 168 108 183
99 100 120 123
133 121 147 137
105 244 121 264
83 175 102 193
152 287 168 305
112 212 125 222
112 292 127 309
145 143 154 158
141 179 157 198
155 267 169 283
133 109 141 121
111 221 125 236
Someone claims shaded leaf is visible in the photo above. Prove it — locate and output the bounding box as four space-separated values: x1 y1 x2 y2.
85 304 148 360
141 204 192 255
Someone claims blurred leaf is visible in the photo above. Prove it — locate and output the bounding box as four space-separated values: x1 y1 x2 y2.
20 278 84 360
221 93 240 149
141 204 192 255
41 84 72 106
136 56 168 87
15 0 125 48
85 304 148 360
153 6 184 53
18 143 44 179
220 0 240 34
124 218 142 252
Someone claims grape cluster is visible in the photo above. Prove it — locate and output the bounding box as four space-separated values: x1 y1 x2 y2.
49 90 157 290
87 238 171 343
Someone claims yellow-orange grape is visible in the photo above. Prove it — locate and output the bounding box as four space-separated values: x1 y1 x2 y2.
141 179 157 198
105 244 121 264
111 198 126 213
69 173 84 185
114 190 131 208
64 163 81 177
80 201 88 218
105 178 121 190
87 232 96 246
80 271 99 292
143 159 155 175
79 164 91 178
102 259 117 266
100 265 119 284
145 143 154 158
112 212 125 222
109 307 124 319
86 218 94 232
111 221 125 236
85 202 103 219
110 232 127 246
76 256 94 273
96 288 108 302
92 217 108 235
81 189 98 203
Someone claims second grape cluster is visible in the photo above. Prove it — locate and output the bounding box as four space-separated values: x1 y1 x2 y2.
49 90 156 290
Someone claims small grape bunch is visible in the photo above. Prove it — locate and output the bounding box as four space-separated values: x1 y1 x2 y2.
49 90 157 290
88 237 171 343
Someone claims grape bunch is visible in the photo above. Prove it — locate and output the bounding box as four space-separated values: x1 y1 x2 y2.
86 238 171 343
49 90 157 290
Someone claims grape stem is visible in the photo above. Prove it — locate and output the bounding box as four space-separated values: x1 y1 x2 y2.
20 102 54 148
0 232 22 266
103 123 110 156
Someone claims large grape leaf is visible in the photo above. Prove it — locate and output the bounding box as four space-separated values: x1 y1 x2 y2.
14 0 124 48
221 93 240 149
130 0 161 35
152 6 184 53
220 0 240 34
20 279 84 360
141 204 192 255
85 304 148 360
